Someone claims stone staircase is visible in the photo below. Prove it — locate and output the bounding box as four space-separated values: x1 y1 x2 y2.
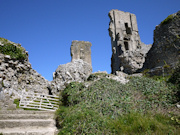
0 110 58 135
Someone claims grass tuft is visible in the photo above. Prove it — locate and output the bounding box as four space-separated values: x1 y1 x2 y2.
161 14 174 25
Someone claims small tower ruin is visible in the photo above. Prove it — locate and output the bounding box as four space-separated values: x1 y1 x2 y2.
71 40 92 66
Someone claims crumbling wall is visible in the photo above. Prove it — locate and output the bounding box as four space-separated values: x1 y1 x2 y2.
144 11 180 73
0 38 49 109
109 9 151 74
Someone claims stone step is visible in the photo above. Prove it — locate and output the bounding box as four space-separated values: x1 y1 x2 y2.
0 113 54 120
0 119 55 129
0 127 58 135
0 110 55 115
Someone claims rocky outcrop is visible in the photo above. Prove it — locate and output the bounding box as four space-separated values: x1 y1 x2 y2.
50 60 92 94
0 38 49 109
50 41 92 95
71 40 92 66
89 71 129 84
108 9 151 74
144 11 180 74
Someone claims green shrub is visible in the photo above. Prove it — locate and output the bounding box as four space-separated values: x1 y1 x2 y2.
168 62 180 102
60 82 85 106
56 106 110 134
0 37 27 60
161 14 174 25
168 63 180 86
13 99 20 108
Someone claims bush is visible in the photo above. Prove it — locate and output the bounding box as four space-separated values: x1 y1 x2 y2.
56 106 109 134
168 63 180 102
13 99 20 108
0 37 27 60
168 63 180 87
60 82 85 106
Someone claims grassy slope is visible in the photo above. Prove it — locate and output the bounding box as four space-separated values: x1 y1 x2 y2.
56 73 180 134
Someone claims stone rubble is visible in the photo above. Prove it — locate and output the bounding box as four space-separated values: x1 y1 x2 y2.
92 71 129 84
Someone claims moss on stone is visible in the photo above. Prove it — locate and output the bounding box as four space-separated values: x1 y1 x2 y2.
160 14 174 25
0 37 27 60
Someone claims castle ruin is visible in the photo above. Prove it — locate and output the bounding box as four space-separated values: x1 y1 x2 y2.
109 9 151 74
71 40 92 66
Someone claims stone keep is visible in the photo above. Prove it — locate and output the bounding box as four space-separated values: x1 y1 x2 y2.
71 40 92 66
109 9 150 74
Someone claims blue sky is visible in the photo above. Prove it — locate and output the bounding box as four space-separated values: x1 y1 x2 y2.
0 0 179 81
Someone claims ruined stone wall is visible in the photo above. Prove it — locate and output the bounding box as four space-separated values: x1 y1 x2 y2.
109 9 151 74
0 38 49 109
50 41 92 94
144 11 180 72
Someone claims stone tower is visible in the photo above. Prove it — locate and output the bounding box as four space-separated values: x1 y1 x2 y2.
71 40 92 66
109 9 151 74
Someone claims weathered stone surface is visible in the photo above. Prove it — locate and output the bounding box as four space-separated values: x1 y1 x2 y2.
144 11 180 72
0 38 49 109
71 40 92 66
108 9 151 74
50 60 92 94
50 41 93 94
85 71 129 87
0 110 58 134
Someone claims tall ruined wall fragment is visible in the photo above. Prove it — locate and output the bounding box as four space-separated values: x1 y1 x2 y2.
109 9 151 74
71 40 92 66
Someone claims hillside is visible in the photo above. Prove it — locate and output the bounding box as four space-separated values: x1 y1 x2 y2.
56 72 180 134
